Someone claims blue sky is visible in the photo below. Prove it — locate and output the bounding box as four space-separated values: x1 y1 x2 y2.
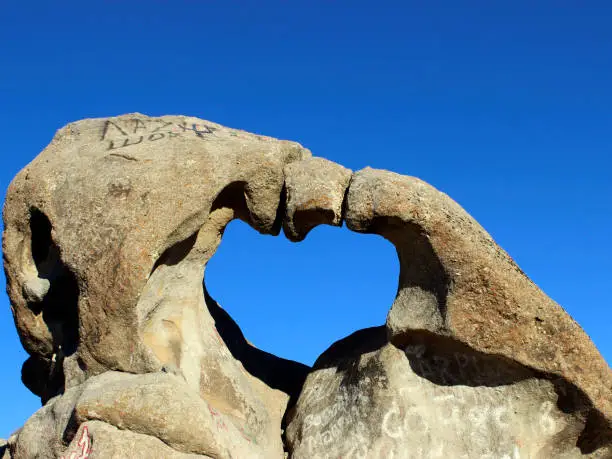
1 1 611 438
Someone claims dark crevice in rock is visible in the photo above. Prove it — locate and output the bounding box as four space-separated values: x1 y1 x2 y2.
339 172 353 225
21 355 53 399
62 409 81 448
578 409 612 453
30 208 53 268
26 209 80 403
272 183 287 236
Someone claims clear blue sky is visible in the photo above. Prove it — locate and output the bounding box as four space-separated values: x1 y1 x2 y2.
1 1 611 438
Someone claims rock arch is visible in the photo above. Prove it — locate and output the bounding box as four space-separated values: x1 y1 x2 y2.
2 114 610 457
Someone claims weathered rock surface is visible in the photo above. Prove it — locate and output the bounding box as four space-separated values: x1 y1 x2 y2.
2 114 610 457
6 371 262 458
283 157 352 241
286 328 609 458
68 421 209 459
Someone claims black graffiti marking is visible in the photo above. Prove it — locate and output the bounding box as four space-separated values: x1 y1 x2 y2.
109 153 138 161
177 122 217 138
108 136 144 150
148 133 164 141
101 120 129 140
150 119 173 132
133 119 147 133
106 132 184 151
102 119 216 145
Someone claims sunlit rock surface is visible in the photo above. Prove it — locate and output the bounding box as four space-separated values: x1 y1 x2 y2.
2 114 610 458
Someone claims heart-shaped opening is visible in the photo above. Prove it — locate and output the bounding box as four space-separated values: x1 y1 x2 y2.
204 219 399 367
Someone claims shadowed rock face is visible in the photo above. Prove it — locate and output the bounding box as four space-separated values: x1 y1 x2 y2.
2 114 610 458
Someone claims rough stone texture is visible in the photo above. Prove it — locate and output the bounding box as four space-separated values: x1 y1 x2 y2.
345 168 611 440
3 114 310 458
2 114 611 457
283 157 352 241
69 421 209 459
286 328 609 458
6 371 255 458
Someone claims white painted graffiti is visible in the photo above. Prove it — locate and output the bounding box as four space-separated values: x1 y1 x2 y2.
293 346 564 458
60 426 91 459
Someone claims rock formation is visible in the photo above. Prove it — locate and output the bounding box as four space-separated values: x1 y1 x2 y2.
2 114 610 458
